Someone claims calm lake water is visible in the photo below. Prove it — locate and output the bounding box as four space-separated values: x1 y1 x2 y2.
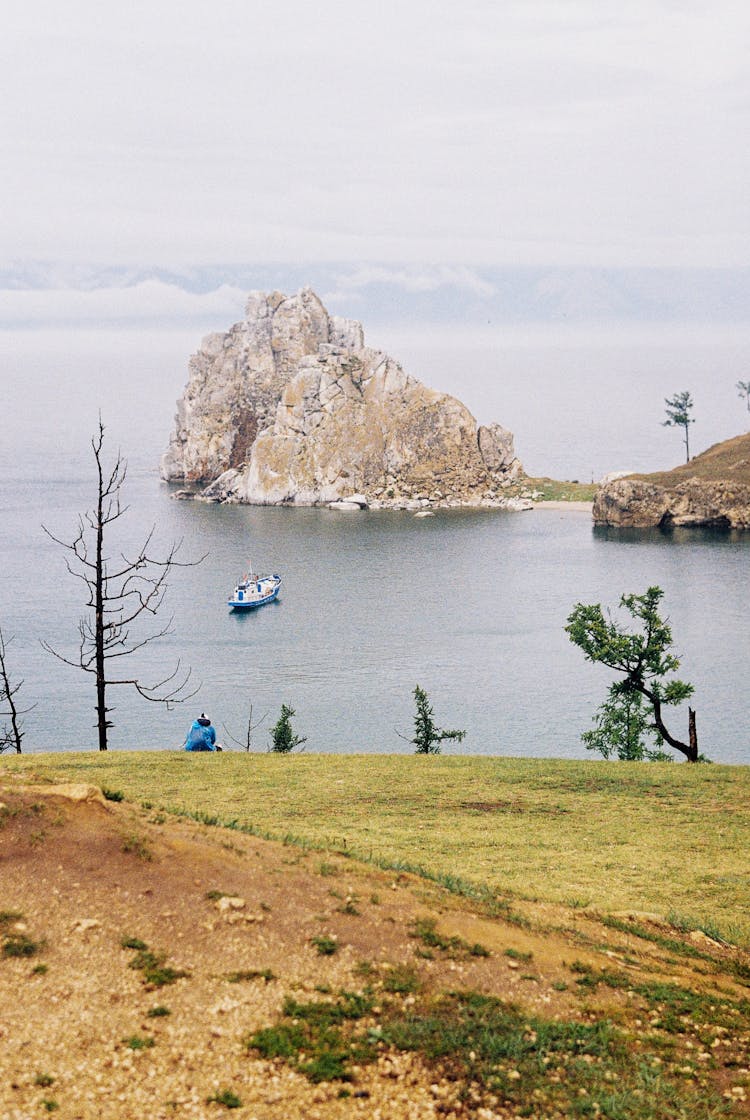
1 326 748 762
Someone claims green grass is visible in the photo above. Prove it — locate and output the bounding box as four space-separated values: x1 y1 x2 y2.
123 1034 155 1050
125 943 190 988
513 476 597 502
206 1089 242 1109
410 917 490 959
224 968 275 983
246 986 732 1116
5 752 750 945
311 934 339 956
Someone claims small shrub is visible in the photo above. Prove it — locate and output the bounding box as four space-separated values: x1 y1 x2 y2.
2 932 40 958
128 948 189 988
225 968 275 983
123 1034 155 1050
101 787 124 802
504 947 533 962
121 936 148 950
207 1089 242 1109
146 1005 171 1018
311 934 338 956
34 1074 55 1087
32 963 48 975
404 685 466 754
41 1101 59 1113
269 703 307 753
121 833 152 860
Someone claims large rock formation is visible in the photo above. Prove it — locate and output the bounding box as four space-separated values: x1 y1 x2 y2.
161 288 523 509
593 434 750 529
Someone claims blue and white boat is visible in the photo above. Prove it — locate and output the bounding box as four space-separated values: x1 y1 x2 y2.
228 570 282 611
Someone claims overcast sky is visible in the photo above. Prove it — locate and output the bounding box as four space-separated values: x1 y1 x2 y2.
2 0 749 276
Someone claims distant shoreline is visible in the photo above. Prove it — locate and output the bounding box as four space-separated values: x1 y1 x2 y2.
533 500 593 512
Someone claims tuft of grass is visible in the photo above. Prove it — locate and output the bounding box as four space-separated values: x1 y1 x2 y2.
31 963 48 975
2 932 41 958
34 1073 55 1087
311 934 339 956
504 947 533 962
41 1100 59 1113
207 1089 242 1109
382 964 421 994
123 1034 155 1050
126 945 190 988
247 991 376 1083
336 898 361 916
101 787 124 802
0 910 24 925
146 1005 171 1018
409 917 490 960
224 968 275 984
121 832 152 860
121 936 148 951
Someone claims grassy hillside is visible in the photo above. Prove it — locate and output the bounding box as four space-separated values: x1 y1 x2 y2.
5 752 749 946
632 431 750 487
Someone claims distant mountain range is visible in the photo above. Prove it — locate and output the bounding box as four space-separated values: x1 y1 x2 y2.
1 263 749 327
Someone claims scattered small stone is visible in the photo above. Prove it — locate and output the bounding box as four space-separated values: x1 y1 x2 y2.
216 896 246 912
72 918 101 934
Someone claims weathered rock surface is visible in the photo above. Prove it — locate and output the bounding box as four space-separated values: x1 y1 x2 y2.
593 434 750 528
161 288 523 509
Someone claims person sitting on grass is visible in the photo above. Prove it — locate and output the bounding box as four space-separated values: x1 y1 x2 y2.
183 713 221 751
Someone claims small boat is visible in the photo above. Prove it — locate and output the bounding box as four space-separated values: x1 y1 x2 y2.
228 571 282 611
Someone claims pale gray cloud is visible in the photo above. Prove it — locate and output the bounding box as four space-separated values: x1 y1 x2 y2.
0 280 247 326
2 1 749 268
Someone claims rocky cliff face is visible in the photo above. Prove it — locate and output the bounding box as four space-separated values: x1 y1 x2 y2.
593 434 750 529
593 477 750 529
161 288 523 509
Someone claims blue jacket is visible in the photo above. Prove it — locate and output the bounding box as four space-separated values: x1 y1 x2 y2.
183 719 217 751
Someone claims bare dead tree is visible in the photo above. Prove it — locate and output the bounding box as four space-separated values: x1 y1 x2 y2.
41 420 205 751
222 703 267 752
0 627 35 753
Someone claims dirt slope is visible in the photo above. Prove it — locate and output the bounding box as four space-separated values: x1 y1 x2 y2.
0 784 748 1119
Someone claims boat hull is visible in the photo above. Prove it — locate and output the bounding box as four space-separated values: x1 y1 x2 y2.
228 575 281 611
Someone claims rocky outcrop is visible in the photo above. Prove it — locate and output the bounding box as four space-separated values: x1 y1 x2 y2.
161 288 523 509
593 477 750 529
593 435 750 528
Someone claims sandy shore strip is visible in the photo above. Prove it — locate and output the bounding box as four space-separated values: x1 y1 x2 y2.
533 500 594 512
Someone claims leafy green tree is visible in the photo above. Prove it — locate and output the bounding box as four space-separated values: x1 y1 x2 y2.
737 379 750 416
566 586 701 762
582 689 672 762
269 703 307 753
662 390 695 462
402 685 466 754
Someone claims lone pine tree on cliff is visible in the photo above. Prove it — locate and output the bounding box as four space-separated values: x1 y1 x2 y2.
42 420 203 751
662 390 695 462
566 586 701 762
